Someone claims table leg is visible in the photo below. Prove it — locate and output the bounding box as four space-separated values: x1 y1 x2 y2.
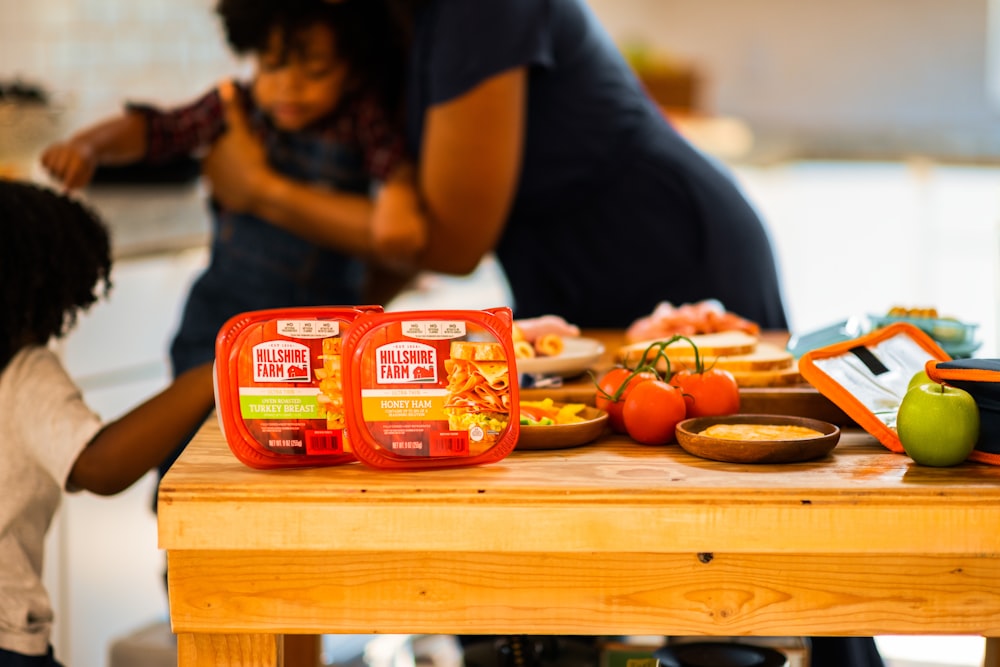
984 638 1000 667
176 632 280 666
283 634 324 667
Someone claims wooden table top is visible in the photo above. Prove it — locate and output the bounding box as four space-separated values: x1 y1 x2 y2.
159 415 1000 557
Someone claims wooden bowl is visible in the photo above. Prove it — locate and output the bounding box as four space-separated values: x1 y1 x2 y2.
517 406 609 450
675 414 840 464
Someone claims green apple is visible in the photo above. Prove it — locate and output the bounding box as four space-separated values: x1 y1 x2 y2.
897 383 979 467
907 369 935 393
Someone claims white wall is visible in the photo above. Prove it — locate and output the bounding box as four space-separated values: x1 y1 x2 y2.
588 0 1000 160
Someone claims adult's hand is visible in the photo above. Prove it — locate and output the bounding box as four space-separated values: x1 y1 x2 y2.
202 81 272 214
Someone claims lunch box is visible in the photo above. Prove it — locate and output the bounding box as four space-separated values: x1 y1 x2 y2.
341 306 520 470
214 305 382 469
798 322 951 456
926 358 1000 465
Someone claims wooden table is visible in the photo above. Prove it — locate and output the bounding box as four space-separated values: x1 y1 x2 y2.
160 411 1000 666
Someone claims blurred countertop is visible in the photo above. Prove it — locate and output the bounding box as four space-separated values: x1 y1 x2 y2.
83 181 211 260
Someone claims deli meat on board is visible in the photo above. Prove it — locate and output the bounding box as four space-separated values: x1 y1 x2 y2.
625 299 760 344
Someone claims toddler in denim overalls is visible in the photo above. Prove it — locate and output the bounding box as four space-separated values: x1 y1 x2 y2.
40 1 421 482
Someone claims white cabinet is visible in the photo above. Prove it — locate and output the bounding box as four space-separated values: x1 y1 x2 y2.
59 248 208 387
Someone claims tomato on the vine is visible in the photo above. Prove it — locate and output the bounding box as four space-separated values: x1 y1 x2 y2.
670 368 740 418
596 366 656 433
622 379 687 445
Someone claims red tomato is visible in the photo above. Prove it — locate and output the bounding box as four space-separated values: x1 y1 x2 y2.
596 367 656 434
622 379 687 445
670 368 741 418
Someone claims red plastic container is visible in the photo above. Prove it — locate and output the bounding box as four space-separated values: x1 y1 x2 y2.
342 307 519 469
214 305 381 469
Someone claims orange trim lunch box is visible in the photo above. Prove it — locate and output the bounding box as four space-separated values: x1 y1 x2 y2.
341 306 520 470
214 305 382 469
799 322 950 454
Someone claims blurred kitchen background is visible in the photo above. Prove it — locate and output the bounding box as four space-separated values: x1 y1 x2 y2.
2 0 999 666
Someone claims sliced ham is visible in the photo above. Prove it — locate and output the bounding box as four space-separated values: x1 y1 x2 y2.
625 299 760 344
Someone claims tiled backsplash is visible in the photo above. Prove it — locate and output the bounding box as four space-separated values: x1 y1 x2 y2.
0 0 243 125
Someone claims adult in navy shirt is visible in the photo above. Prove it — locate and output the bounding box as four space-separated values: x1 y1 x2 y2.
396 0 788 330
203 0 787 330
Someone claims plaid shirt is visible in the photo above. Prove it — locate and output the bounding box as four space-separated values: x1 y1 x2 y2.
127 81 405 187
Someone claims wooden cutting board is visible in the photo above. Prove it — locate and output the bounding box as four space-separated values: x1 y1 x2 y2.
728 366 804 387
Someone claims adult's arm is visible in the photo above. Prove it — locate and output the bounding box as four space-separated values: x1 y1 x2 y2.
417 67 526 275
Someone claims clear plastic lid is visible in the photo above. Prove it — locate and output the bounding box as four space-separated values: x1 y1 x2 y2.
214 305 382 469
342 307 520 469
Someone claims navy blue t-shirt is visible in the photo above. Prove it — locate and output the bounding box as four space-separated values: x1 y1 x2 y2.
406 0 788 330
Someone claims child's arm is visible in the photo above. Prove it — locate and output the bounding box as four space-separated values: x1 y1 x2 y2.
41 112 148 190
68 362 216 496
42 85 231 191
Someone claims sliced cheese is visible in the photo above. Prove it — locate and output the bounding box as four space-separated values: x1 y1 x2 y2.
451 341 506 361
473 360 510 389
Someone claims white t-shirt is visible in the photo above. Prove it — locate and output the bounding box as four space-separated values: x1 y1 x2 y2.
0 346 102 656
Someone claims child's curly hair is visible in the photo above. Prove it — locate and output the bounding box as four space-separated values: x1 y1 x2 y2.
216 0 406 115
0 180 112 370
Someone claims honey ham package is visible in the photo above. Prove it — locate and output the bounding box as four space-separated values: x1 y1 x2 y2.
214 306 382 469
341 307 520 469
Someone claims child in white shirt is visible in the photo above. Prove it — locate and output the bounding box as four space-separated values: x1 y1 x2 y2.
0 180 216 667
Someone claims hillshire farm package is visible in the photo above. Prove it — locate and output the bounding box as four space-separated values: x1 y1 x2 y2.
214 306 519 470
214 306 382 469
341 307 519 470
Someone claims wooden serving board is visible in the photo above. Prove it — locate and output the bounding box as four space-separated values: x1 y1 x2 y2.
729 366 804 388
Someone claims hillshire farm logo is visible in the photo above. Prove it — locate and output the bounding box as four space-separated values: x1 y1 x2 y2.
252 341 312 382
377 341 438 383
